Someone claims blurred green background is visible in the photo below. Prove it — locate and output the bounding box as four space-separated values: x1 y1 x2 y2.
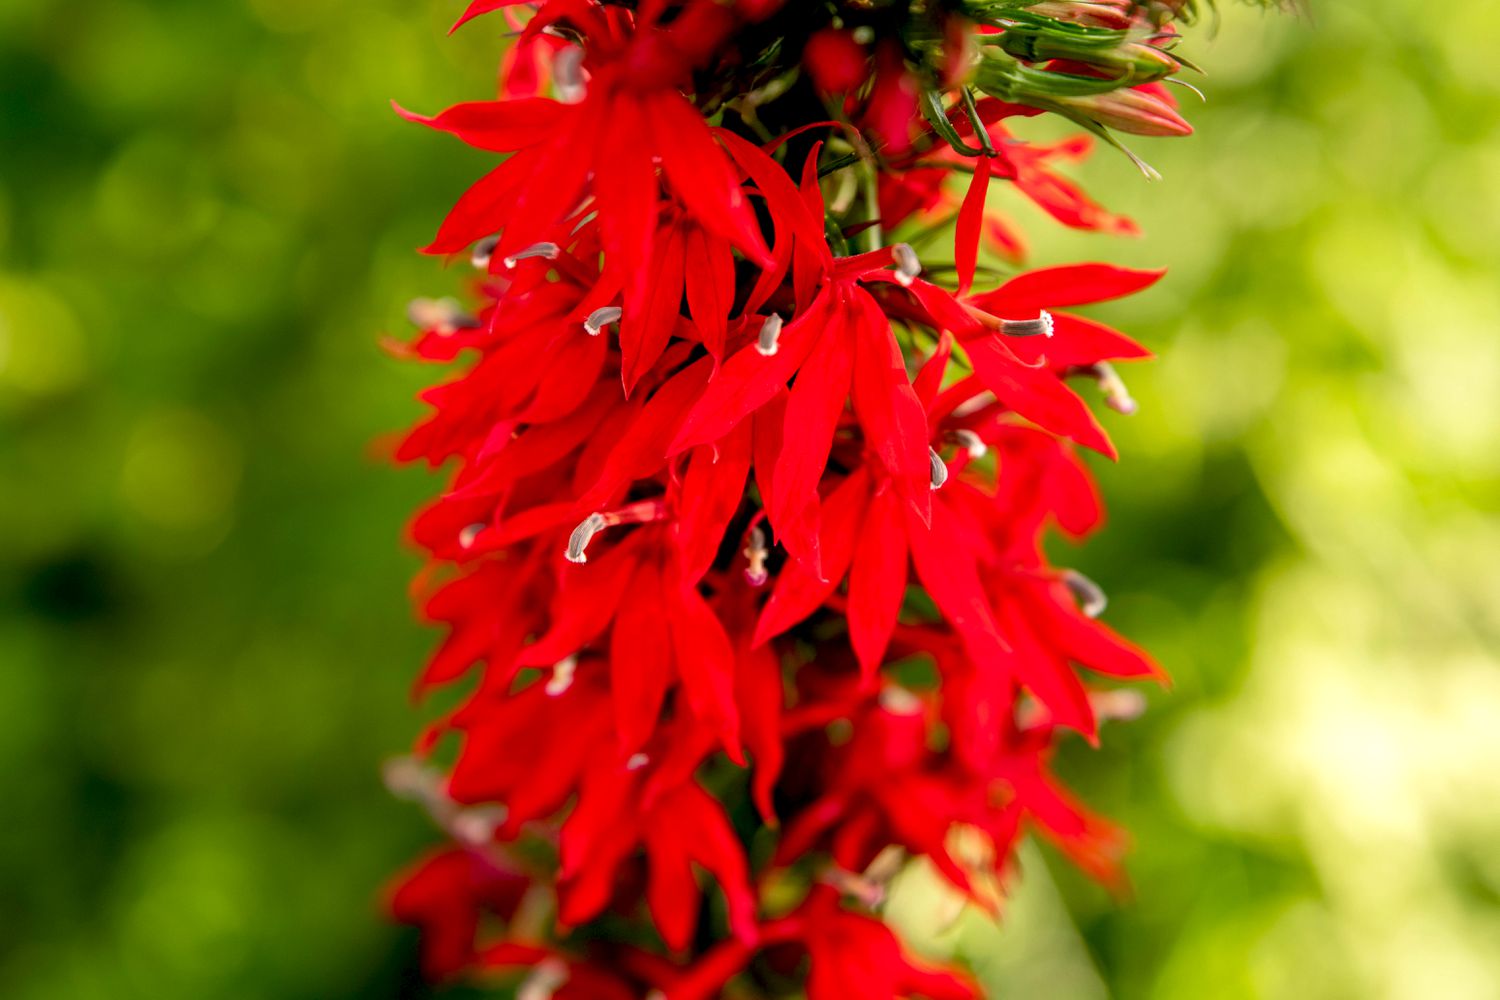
2 2 1498 998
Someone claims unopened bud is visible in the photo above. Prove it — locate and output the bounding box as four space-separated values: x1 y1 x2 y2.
1062 569 1108 618
1055 87 1192 138
565 513 608 563
583 306 621 337
756 313 783 357
1000 310 1054 338
929 447 949 489
892 243 921 286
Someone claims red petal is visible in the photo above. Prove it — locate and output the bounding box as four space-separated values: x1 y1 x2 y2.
611 566 674 755
675 421 752 585
849 289 931 522
974 263 1165 315
422 151 536 254
754 470 871 644
669 581 743 760
450 0 529 33
393 98 559 152
767 310 852 571
847 485 908 678
683 226 737 361
955 155 992 296
672 292 830 453
965 337 1116 458
621 223 686 394
735 635 785 824
646 90 773 266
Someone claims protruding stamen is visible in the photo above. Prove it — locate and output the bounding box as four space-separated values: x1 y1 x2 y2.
518 958 570 1000
407 296 479 334
565 512 608 563
625 753 649 771
458 523 486 549
952 428 987 459
546 655 577 696
583 306 622 337
503 241 560 269
1084 361 1138 414
1062 569 1108 618
554 46 586 104
879 685 922 715
1091 689 1148 723
928 447 948 490
892 243 921 287
1000 310 1054 338
471 235 499 270
452 805 505 845
756 313 783 357
743 525 769 586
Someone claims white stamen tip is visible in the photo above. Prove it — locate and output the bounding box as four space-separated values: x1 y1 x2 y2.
518 958 570 1000
545 655 577 696
565 513 607 563
756 313 783 357
458 523 486 549
626 753 649 771
743 525 770 585
1062 569 1108 618
879 685 922 716
953 428 987 459
1000 310 1054 338
554 46 587 104
928 447 948 490
502 241 560 269
471 235 500 270
452 806 505 845
892 243 920 287
583 306 622 337
406 296 476 334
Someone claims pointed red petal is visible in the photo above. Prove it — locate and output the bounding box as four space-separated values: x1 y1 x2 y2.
767 314 852 571
611 566 674 755
754 470 871 644
955 155 992 296
621 223 686 394
669 581 743 761
847 486 909 678
392 98 559 151
974 264 1166 315
849 289 931 522
683 226 737 361
671 293 830 453
965 337 1116 458
646 90 773 266
675 421 753 585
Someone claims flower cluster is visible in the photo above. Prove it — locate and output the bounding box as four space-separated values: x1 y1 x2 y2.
385 1 1209 995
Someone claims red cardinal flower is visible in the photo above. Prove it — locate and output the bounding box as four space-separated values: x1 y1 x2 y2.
385 0 1227 993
